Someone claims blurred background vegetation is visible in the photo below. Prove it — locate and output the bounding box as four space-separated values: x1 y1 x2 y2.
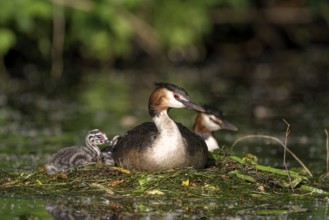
1 2 329 218
0 0 329 161
1 0 328 81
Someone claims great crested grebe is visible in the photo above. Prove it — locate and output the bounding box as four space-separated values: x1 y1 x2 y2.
45 129 109 174
193 105 237 152
112 82 208 171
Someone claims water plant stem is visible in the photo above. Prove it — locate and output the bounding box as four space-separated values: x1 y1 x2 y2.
229 156 308 180
325 129 329 173
282 119 293 191
231 135 313 177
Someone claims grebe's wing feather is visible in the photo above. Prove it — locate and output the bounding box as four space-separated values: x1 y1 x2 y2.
176 123 208 154
115 122 158 149
112 122 208 170
112 122 159 168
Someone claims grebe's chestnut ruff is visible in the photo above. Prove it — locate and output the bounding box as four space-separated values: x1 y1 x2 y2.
193 105 237 152
45 129 109 174
112 82 208 171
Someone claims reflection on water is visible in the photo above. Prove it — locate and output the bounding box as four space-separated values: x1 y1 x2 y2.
0 50 329 218
0 197 51 219
0 195 329 219
45 202 117 220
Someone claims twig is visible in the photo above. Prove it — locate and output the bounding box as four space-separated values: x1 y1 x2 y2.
90 183 114 195
283 119 293 191
325 129 329 173
119 7 160 56
51 3 65 79
231 135 313 177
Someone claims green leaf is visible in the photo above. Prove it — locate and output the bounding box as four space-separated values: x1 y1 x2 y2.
0 29 16 55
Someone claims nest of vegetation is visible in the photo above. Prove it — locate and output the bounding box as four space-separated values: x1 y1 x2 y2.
1 148 329 217
2 124 329 217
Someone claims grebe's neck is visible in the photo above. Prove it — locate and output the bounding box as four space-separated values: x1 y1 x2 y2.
204 136 219 151
153 110 178 134
193 114 220 151
148 88 181 136
150 109 185 165
85 136 101 158
193 114 212 140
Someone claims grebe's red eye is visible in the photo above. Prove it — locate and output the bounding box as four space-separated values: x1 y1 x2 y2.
173 93 179 99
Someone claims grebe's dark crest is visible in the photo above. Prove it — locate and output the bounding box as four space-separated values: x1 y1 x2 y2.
193 105 237 151
112 82 208 171
45 129 110 174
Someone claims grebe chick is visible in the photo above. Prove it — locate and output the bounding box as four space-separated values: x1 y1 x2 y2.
193 105 237 152
45 129 109 175
100 135 122 166
112 82 208 171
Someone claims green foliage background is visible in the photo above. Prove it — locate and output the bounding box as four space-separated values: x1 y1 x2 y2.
0 0 218 64
0 0 328 78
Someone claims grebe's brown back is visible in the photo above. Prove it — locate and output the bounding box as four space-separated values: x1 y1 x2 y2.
112 82 208 171
193 105 237 151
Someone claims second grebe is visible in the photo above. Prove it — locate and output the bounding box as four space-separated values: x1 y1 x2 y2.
45 129 109 174
112 82 208 171
193 105 237 151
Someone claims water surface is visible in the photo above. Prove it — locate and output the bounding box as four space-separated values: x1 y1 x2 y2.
1 50 329 218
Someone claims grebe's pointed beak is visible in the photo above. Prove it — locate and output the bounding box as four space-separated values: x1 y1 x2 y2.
181 100 205 112
219 119 238 131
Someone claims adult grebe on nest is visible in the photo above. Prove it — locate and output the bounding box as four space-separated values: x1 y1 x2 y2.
112 82 208 171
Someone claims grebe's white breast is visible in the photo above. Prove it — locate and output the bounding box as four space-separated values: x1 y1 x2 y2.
205 136 219 152
149 111 186 167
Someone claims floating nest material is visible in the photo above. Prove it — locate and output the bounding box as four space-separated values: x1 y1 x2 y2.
1 151 328 218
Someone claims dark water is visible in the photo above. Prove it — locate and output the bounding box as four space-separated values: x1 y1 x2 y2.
1 49 329 218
